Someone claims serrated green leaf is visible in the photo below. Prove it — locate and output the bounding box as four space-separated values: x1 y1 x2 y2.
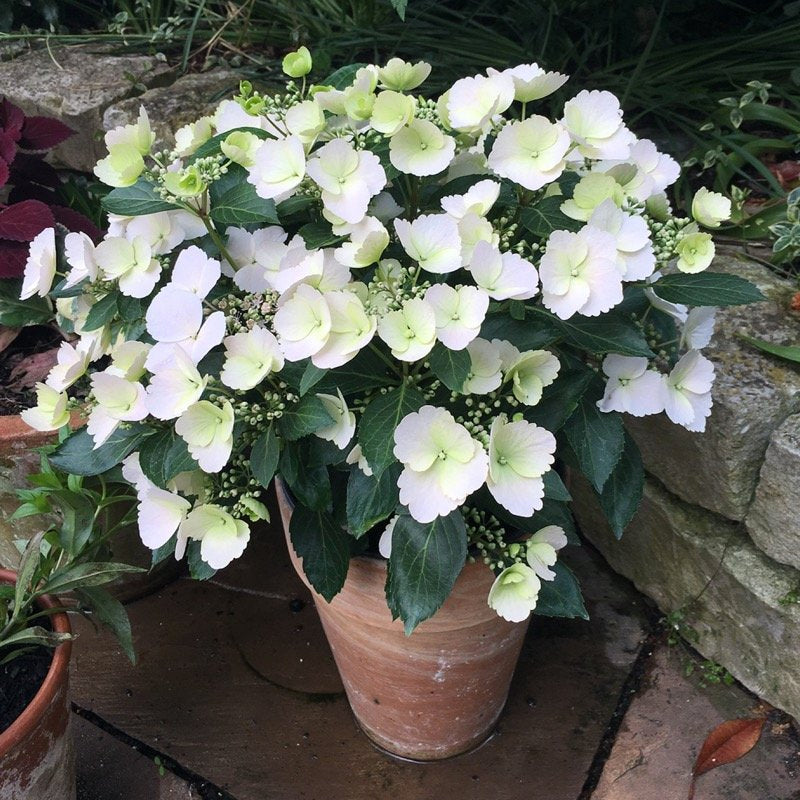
299 362 328 396
210 182 279 226
649 272 764 306
479 312 560 350
543 469 571 502
298 222 344 249
346 463 401 537
428 343 471 392
49 425 153 477
535 563 588 619
76 586 136 663
278 394 334 441
523 364 595 431
82 291 119 331
289 504 351 602
358 383 425 476
102 179 176 216
280 442 331 511
385 510 467 635
250 424 280 488
520 197 583 238
598 431 644 538
0 278 53 326
138 428 198 489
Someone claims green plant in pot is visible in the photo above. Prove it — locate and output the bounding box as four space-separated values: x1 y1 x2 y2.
0 451 141 799
19 49 762 760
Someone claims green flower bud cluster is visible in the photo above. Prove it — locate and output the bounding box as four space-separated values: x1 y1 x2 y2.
211 450 261 508
463 506 523 571
216 291 278 333
648 215 692 265
414 97 439 124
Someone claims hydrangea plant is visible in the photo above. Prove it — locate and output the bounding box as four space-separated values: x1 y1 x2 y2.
20 53 761 632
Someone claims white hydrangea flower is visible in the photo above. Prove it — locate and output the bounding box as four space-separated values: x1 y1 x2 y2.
587 200 655 281
486 414 556 517
488 563 541 622
93 144 144 187
394 405 489 523
94 236 161 298
468 240 538 300
124 213 186 257
335 216 389 268
20 227 57 300
178 504 250 570
21 384 70 432
597 354 665 416
285 100 326 144
377 515 399 558
311 289 376 368
457 212 498 264
526 525 568 581
247 135 306 201
597 138 680 202
378 58 431 91
680 307 717 350
563 89 635 160
174 116 213 158
463 338 503 394
105 106 153 154
170 246 221 298
306 138 386 224
145 346 208 420
315 390 356 450
63 231 98 288
87 371 148 447
273 283 332 361
560 173 623 221
108 340 150 381
371 90 416 136
389 119 456 176
45 340 91 392
377 297 436 362
443 72 514 133
692 187 732 228
302 250 352 293
675 231 715 274
221 325 284 390
488 116 570 190
227 226 289 292
346 443 373 477
663 350 715 432
395 213 462 273
504 349 560 405
135 485 192 552
220 130 264 169
424 284 489 350
175 400 235 473
539 227 622 319
440 179 500 219
213 99 269 134
268 237 325 294
487 64 568 102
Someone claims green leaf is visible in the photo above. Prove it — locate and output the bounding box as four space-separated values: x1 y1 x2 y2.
187 541 216 580
298 222 344 249
479 312 560 350
278 394 334 441
289 504 351 602
649 272 764 307
389 0 407 19
428 343 471 392
312 348 397 395
358 383 425 476
38 561 144 596
210 182 279 226
299 362 328 396
189 126 268 162
345 463 401 538
535 563 588 619
14 532 45 619
102 179 176 216
151 536 176 568
598 431 644 538
523 364 595 431
250 424 280 488
0 626 71 653
49 425 153 477
280 443 331 511
543 470 571 502
52 489 96 555
740 335 800 364
385 510 467 635
276 194 315 222
76 586 136 663
534 309 654 357
563 395 625 493
519 197 582 238
138 428 198 489
0 278 53 326
82 291 119 331
532 499 579 544
323 63 367 90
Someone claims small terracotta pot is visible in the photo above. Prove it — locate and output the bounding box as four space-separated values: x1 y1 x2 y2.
0 568 75 800
276 483 529 760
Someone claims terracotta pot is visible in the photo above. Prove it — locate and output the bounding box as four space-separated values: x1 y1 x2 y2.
0 568 75 800
276 483 529 760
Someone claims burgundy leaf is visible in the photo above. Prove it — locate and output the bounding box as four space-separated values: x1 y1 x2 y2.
9 152 61 189
0 159 8 190
19 116 74 151
0 131 16 165
8 348 60 390
51 205 102 242
0 200 55 242
0 240 30 278
8 184 57 206
0 98 24 141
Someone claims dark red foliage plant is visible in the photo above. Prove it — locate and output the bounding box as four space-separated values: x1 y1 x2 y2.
0 97 100 278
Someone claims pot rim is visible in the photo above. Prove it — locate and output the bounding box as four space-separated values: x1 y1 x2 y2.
0 567 73 757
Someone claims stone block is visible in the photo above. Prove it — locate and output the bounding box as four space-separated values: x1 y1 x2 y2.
572 474 800 721
0 46 173 171
747 413 800 571
102 69 240 153
626 249 800 521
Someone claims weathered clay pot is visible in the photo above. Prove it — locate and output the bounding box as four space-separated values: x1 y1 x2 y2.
0 568 75 800
276 483 529 760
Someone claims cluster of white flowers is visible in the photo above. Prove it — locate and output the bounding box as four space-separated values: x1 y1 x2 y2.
20 52 732 623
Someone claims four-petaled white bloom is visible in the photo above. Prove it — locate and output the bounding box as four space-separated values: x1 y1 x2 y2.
597 138 679 202
539 227 622 319
675 231 715 274
377 297 436 361
371 91 416 136
486 414 556 517
443 73 514 133
378 58 431 91
440 180 500 219
562 89 634 160
273 283 332 361
488 116 570 191
488 563 541 622
95 236 161 298
488 64 568 102
20 384 70 432
394 405 489 523
221 326 284 390
395 213 463 274
315 390 356 450
463 339 503 394
227 226 289 292
504 349 560 406
145 346 208 420
663 350 715 432
588 200 655 281
170 246 221 298
424 284 489 350
335 217 389 268
597 354 665 416
46 341 92 392
63 231 98 288
178 504 250 570
526 525 568 581
312 289 376 368
389 119 456 176
21 228 57 299
247 135 306 201
692 187 731 229
87 371 148 447
561 173 623 222
175 400 235 472
468 240 538 300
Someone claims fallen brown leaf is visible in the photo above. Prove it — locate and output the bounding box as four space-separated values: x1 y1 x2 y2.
0 325 20 355
688 717 765 799
7 347 59 390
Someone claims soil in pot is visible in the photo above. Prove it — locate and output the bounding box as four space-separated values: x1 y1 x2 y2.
0 647 51 733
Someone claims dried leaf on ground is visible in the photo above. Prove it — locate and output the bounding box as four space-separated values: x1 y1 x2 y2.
0 325 20 355
7 347 59 390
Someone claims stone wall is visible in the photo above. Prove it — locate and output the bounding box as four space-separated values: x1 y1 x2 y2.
573 248 800 720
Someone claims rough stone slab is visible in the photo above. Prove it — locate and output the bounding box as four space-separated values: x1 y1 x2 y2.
592 645 800 800
626 250 800 521
572 474 800 722
747 413 800 572
0 46 173 171
69 517 649 800
103 69 240 153
74 714 200 799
